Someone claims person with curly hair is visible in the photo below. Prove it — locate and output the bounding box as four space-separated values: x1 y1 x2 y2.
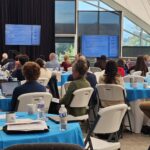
12 62 46 111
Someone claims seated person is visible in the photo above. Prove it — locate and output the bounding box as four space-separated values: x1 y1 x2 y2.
68 60 97 106
61 59 90 116
94 55 107 70
61 55 72 71
36 58 52 80
99 60 124 107
11 55 29 81
12 62 46 111
117 58 125 77
45 53 60 69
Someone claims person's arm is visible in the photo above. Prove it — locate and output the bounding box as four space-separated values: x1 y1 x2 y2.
60 81 76 106
11 88 19 111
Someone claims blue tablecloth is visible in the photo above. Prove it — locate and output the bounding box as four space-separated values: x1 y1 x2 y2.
125 83 150 102
57 72 71 86
0 112 84 150
0 98 12 111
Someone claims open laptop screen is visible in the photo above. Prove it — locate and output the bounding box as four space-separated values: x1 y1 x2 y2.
1 82 20 97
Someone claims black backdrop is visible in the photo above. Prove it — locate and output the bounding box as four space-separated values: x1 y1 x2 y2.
0 0 55 60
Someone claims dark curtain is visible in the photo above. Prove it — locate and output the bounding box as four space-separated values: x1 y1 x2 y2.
0 0 55 60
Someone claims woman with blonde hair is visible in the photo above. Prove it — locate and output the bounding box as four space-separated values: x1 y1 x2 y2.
61 54 72 71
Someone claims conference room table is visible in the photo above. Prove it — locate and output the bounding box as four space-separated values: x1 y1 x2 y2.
124 83 150 133
0 112 84 150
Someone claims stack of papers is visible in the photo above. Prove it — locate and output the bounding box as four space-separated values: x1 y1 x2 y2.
6 119 48 131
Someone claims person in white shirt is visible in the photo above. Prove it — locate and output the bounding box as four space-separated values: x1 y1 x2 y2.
36 58 52 80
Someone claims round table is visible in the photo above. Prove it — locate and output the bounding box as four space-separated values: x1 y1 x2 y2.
0 112 84 149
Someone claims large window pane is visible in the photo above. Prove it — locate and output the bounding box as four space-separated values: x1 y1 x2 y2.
78 11 98 35
99 11 120 35
55 0 75 34
124 17 141 36
99 2 114 11
55 37 75 62
123 31 140 46
78 0 98 11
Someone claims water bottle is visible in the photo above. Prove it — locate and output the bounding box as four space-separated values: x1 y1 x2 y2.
59 105 68 131
37 97 45 120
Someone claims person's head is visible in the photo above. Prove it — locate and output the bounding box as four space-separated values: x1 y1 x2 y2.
19 55 29 66
104 60 118 84
117 58 125 68
144 55 150 62
49 53 57 61
2 53 8 60
72 59 88 79
36 58 45 68
39 55 46 61
22 62 40 82
100 55 107 61
135 56 148 76
64 55 70 62
75 53 81 61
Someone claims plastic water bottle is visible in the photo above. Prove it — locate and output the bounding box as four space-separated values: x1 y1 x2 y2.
37 97 45 120
59 105 67 131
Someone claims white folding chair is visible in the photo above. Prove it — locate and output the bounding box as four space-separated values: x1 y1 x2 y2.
96 84 132 133
131 71 142 76
84 104 128 150
37 78 49 86
69 87 94 120
90 67 101 73
123 75 145 83
94 70 105 83
17 92 52 113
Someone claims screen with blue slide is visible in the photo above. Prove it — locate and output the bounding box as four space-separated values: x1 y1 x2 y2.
82 35 119 58
5 24 41 45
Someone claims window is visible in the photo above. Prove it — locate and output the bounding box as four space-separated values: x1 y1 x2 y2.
55 0 75 34
55 37 75 62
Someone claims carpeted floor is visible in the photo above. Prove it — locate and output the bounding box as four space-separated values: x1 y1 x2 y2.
120 133 150 150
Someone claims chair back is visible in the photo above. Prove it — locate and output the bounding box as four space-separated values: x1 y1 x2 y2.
94 70 105 83
17 92 52 112
70 87 94 108
5 143 84 150
131 71 142 76
20 80 26 85
146 71 150 77
37 78 49 86
64 81 71 92
52 71 61 82
96 84 125 102
90 67 101 73
123 75 145 83
93 104 128 134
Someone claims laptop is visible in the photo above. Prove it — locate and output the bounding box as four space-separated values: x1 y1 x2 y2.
0 82 20 97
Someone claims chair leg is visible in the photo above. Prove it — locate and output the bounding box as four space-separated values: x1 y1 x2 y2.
127 111 132 133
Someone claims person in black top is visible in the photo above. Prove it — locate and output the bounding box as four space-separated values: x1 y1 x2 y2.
12 62 46 111
94 55 107 70
11 55 29 81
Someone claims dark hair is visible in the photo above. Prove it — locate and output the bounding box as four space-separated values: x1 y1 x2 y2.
73 59 88 77
86 60 90 69
19 55 29 66
22 62 40 81
104 60 119 84
117 58 125 68
100 55 107 61
36 58 44 68
135 56 148 76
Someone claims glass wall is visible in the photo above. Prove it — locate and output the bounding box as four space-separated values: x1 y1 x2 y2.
55 0 75 34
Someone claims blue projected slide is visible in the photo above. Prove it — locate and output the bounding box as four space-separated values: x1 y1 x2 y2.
5 24 41 45
82 35 119 58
